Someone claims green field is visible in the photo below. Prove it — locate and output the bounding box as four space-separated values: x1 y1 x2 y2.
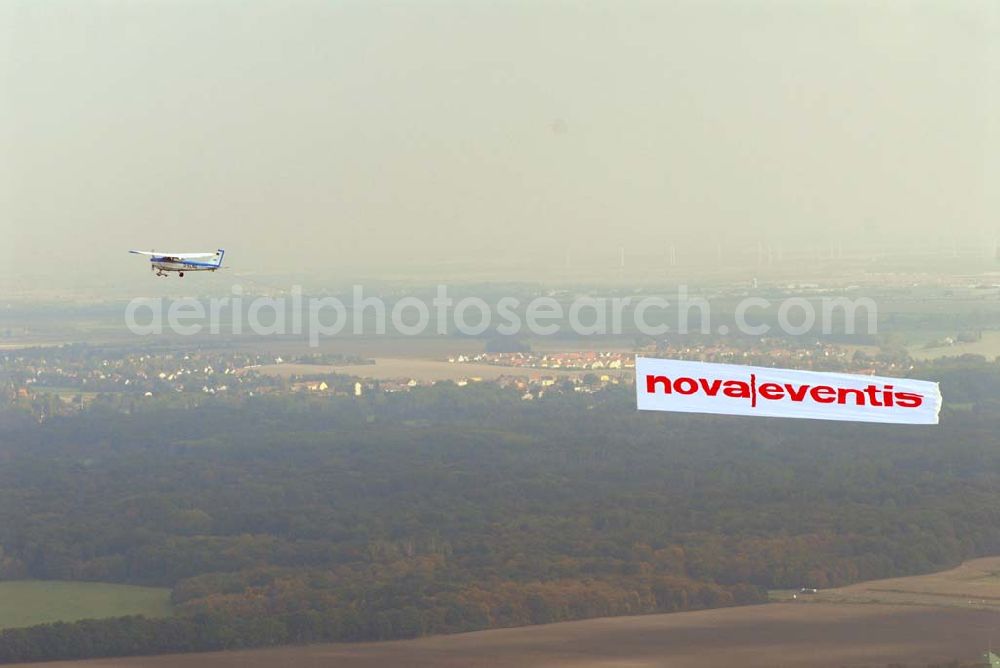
0 581 173 630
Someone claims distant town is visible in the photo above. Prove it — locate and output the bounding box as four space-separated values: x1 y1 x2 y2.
452 340 909 375
0 337 920 421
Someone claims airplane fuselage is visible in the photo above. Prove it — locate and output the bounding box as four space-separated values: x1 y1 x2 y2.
151 260 220 275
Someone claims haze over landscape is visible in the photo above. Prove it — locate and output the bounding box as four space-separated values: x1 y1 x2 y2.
3 0 999 289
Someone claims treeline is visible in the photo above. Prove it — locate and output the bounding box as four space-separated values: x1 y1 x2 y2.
0 357 997 662
0 575 763 663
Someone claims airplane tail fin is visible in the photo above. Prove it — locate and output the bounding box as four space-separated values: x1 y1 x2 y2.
215 249 226 268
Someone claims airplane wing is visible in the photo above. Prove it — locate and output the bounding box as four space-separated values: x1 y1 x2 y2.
129 250 218 259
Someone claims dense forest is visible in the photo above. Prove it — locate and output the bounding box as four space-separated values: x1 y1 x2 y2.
0 356 997 662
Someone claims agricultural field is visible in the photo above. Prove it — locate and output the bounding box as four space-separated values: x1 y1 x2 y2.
771 556 1000 610
10 602 995 668
0 582 172 631
11 560 1000 668
255 357 592 382
909 331 1000 361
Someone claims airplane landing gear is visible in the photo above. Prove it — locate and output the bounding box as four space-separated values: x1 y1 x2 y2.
179 272 184 277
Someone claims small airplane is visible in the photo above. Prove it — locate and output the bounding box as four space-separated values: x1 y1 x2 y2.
129 249 225 277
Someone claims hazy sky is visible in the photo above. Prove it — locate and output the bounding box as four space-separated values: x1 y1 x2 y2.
2 1 997 285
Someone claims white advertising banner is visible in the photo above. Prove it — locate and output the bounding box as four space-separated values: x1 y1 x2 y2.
635 357 941 424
